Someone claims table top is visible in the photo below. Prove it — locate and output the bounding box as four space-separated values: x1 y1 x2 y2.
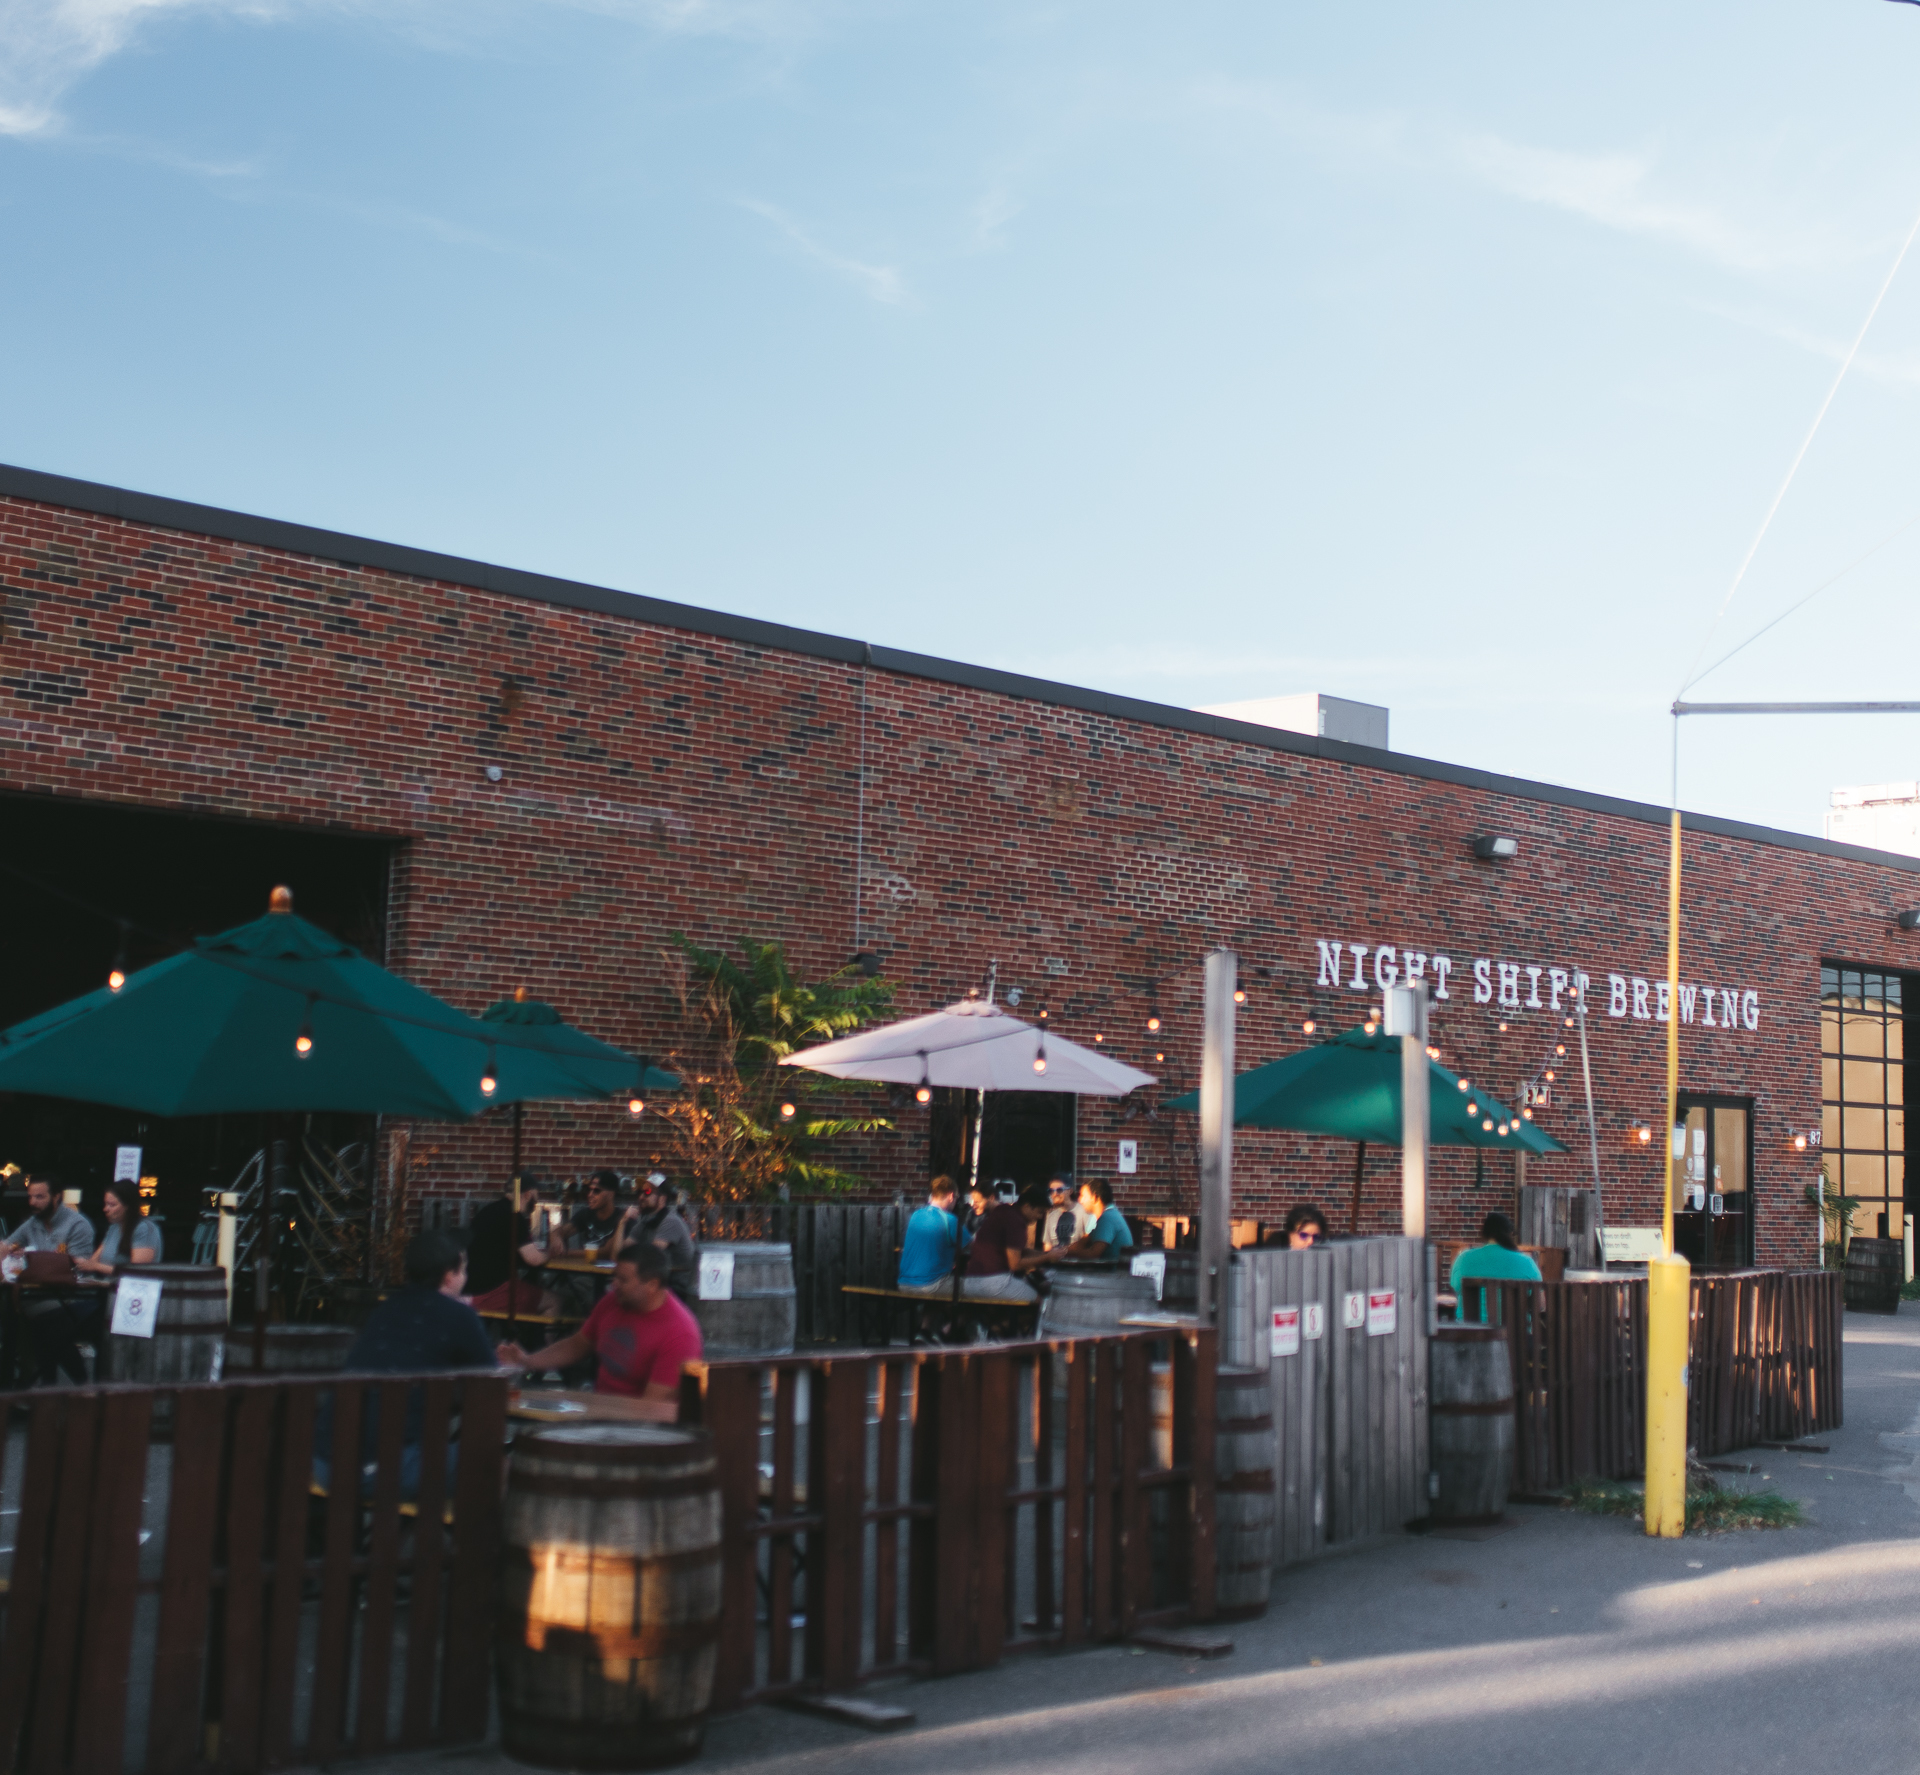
509 1386 655 1423
543 1254 616 1276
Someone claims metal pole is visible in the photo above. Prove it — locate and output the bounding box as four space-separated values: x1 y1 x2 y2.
507 1103 522 1343
254 1133 286 1373
1573 977 1608 1268
1386 983 1428 1238
1198 948 1237 1329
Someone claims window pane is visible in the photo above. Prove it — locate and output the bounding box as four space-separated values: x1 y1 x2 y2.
1713 1106 1748 1198
1888 975 1905 1007
1891 1154 1907 1194
1843 1012 1885 1058
1889 1018 1904 1062
1823 965 1840 998
1845 1153 1887 1194
1823 1055 1841 1100
1823 1104 1841 1151
1850 1202 1884 1238
1891 1106 1906 1152
1843 1062 1887 1106
1823 1009 1841 1054
1846 1108 1888 1152
1890 1064 1905 1107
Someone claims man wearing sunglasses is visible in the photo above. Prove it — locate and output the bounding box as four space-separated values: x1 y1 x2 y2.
1042 1174 1082 1251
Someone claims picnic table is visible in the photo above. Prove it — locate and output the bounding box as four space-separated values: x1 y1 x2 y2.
508 1385 656 1423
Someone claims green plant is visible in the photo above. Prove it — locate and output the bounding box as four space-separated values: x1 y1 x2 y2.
652 936 895 1201
1806 1167 1863 1271
1567 1476 1805 1534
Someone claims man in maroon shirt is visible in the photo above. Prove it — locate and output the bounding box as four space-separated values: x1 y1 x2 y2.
963 1181 1038 1301
498 1244 703 1419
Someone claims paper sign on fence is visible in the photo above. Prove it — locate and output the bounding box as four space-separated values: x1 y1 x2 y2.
1271 1306 1301 1357
111 1275 163 1339
698 1250 736 1301
1302 1301 1326 1340
1602 1227 1664 1263
1366 1289 1397 1337
1341 1291 1366 1331
1130 1250 1166 1300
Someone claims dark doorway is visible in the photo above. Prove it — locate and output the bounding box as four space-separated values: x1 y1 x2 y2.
927 1089 1076 1195
1673 1093 1754 1272
0 793 398 1255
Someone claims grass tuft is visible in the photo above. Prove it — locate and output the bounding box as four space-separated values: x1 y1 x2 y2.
1565 1476 1805 1534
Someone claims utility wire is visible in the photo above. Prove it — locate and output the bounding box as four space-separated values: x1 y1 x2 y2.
1678 196 1920 696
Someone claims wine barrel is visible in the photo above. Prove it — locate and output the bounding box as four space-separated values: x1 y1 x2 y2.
222 1323 357 1374
499 1424 723 1771
690 1242 795 1357
1845 1237 1902 1315
1429 1323 1514 1524
1215 1365 1275 1617
1037 1264 1159 1338
106 1266 228 1388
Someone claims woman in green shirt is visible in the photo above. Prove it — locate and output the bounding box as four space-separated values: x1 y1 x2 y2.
1449 1212 1540 1321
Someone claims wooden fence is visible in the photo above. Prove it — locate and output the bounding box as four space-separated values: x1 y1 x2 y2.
0 1371 506 1775
678 1325 1219 1710
1221 1238 1432 1565
1464 1268 1843 1492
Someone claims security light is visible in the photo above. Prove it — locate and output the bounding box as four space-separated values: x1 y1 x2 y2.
1898 911 1920 932
1471 835 1519 861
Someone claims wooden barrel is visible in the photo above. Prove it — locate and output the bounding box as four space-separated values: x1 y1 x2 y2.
106 1266 228 1388
1215 1365 1275 1617
1845 1237 1902 1315
498 1424 723 1770
1429 1323 1514 1524
1037 1264 1159 1338
690 1242 795 1357
222 1323 357 1374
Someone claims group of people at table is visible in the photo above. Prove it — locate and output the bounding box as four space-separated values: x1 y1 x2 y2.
0 1174 161 1384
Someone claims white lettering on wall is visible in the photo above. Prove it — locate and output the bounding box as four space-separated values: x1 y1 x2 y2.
1301 941 1760 1031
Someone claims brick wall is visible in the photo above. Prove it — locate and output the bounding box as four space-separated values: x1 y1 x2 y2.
3 483 1911 1266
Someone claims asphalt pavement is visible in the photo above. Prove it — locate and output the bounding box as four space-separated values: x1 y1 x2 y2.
356 1303 1920 1775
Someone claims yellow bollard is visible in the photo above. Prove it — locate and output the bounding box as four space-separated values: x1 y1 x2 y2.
1645 1251 1691 1537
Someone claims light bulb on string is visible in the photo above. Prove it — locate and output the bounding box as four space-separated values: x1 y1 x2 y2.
1522 1107 1535 1121
1482 1119 1494 1133
1544 1069 1555 1082
108 918 129 992
1032 1032 1048 1076
1302 1020 1316 1035
1467 1102 1478 1116
779 1099 797 1120
1497 1122 1509 1136
915 1051 932 1105
1556 1043 1567 1057
295 997 315 1058
1153 1052 1164 1063
480 1048 498 1098
1094 1033 1105 1044
1233 989 1246 1005
1498 1020 1509 1033
1146 1016 1160 1033
1564 1016 1575 1028
628 1095 646 1119
1457 1078 1470 1092
1363 1022 1377 1036
1426 1045 1439 1060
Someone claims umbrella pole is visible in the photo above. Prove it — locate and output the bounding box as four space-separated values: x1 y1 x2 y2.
508 1104 522 1343
254 1130 287 1373
1349 1141 1366 1235
968 1088 985 1195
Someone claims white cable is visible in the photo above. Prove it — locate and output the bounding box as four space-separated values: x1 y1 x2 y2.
1678 197 1920 695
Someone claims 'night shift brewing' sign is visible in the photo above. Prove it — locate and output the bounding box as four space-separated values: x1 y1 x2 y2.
1309 940 1761 1032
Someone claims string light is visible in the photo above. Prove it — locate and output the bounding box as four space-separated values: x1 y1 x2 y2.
1363 1020 1377 1036
1498 1020 1509 1033
1302 1020 1316 1035
480 1048 498 1097
1032 1033 1048 1076
1146 1016 1160 1033
1564 1016 1575 1028
1544 1069 1556 1082
1556 1043 1567 1057
108 917 129 992
1522 1107 1534 1121
1426 1045 1440 1060
1482 1118 1494 1133
628 1094 646 1118
1467 1101 1478 1116
1094 1033 1105 1044
916 1051 932 1105
779 1099 797 1119
1153 1052 1165 1063
1497 1121 1509 1136
1233 988 1246 1004
1457 1078 1471 1092
295 996 315 1057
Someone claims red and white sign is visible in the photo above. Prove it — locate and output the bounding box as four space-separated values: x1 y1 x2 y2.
1302 1301 1326 1340
1271 1306 1301 1357
1341 1291 1366 1331
1366 1290 1397 1337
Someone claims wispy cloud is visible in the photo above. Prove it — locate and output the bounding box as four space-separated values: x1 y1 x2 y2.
738 196 906 304
1695 298 1920 390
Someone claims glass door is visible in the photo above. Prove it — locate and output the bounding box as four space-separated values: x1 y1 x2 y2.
1672 1095 1753 1271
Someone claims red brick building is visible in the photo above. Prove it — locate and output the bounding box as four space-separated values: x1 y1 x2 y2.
3 461 1913 1269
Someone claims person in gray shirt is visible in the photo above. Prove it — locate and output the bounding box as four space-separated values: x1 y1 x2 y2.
624 1174 696 1306
2 1175 98 1384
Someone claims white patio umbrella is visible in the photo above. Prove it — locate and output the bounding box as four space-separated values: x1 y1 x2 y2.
782 999 1157 1195
780 999 1157 1096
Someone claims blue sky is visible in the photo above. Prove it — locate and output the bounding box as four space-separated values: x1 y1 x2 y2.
6 1 1920 837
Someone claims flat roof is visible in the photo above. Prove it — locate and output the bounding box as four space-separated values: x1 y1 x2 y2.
6 458 1918 878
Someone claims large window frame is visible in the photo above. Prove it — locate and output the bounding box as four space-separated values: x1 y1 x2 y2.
1820 964 1907 1242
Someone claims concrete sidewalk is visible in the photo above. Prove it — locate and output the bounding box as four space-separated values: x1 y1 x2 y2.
369 1305 1920 1775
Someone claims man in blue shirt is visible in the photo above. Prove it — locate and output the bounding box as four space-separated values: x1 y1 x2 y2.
897 1178 966 1294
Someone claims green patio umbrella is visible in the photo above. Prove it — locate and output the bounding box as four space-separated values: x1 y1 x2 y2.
1164 1026 1566 1153
0 889 636 1118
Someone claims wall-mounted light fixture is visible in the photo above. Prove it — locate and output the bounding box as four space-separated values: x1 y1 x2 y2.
1471 835 1519 861
1898 911 1920 932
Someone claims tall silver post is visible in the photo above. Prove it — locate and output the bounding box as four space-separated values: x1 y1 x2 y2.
1198 948 1237 1329
1386 984 1428 1238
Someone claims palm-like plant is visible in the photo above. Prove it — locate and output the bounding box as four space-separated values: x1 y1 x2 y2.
653 937 894 1200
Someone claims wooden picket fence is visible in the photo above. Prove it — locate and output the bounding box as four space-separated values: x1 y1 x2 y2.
1463 1268 1843 1492
0 1372 506 1775
677 1325 1219 1708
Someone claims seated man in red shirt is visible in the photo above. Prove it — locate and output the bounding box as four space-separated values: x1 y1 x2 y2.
497 1244 702 1420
